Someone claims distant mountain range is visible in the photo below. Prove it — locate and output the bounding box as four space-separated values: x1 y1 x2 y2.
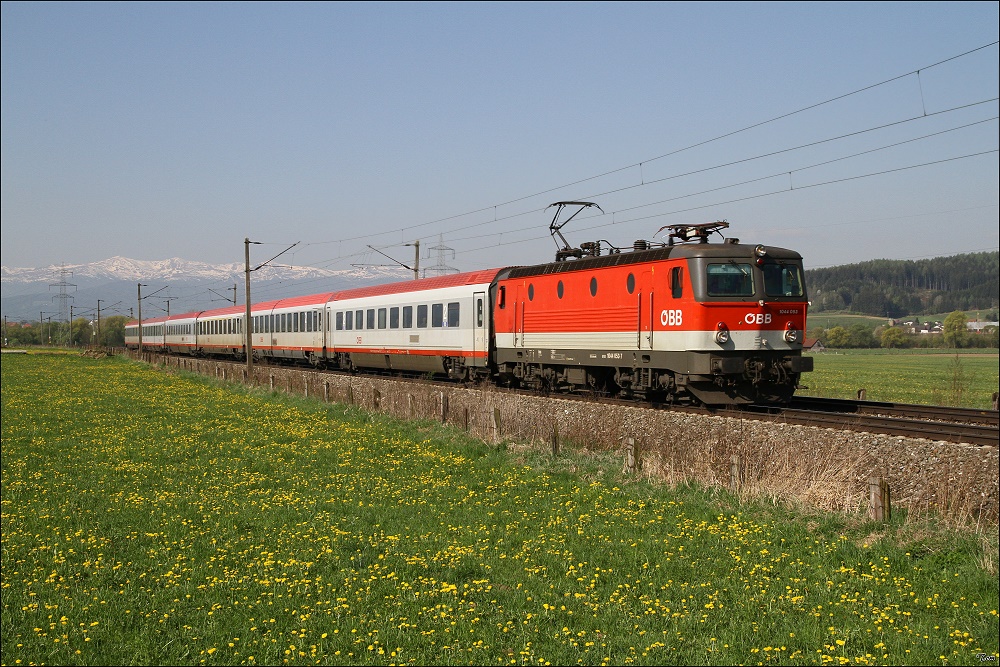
1 256 412 321
2 256 357 284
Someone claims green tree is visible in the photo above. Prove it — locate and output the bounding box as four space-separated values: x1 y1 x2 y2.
825 326 850 348
880 327 909 349
847 323 876 348
942 311 970 348
99 315 127 347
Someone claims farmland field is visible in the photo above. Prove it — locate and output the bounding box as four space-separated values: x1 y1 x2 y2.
2 353 997 665
800 350 999 408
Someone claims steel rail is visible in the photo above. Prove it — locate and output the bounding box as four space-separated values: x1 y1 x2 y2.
788 396 999 427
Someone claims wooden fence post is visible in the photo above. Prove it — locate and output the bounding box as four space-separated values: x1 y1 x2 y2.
463 407 469 431
551 422 560 456
347 384 354 405
323 380 329 403
492 407 501 443
730 455 742 491
857 388 867 400
440 393 449 423
269 374 274 391
304 374 309 398
624 437 638 474
869 477 891 522
373 388 381 410
408 394 415 417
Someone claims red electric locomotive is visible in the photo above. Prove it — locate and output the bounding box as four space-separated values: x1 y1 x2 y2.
490 209 812 404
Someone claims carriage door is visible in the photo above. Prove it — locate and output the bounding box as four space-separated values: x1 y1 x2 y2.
473 292 486 364
638 270 654 349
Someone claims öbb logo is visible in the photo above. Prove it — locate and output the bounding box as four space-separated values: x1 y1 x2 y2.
744 312 772 325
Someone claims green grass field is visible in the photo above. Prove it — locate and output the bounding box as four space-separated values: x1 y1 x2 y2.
800 350 999 408
806 313 891 330
2 353 998 665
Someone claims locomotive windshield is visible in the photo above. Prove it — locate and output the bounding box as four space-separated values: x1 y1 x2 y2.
707 263 754 296
763 263 804 297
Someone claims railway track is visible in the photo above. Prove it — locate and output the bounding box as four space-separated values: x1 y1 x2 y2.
136 351 999 447
733 397 998 447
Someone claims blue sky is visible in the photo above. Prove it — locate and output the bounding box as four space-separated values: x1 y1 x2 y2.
2 2 997 276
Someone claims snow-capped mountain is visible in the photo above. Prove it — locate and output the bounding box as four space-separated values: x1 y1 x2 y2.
1 256 350 284
0 256 412 321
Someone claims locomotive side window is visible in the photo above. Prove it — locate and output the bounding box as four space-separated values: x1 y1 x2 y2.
417 305 428 328
377 308 387 329
627 274 635 294
527 284 534 301
431 303 444 327
557 280 564 298
447 302 460 327
671 267 684 298
336 312 344 330
403 306 413 328
707 263 754 297
390 307 400 329
497 286 506 309
590 276 598 297
763 264 804 297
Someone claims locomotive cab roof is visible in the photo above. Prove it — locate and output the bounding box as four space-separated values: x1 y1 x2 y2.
503 238 803 280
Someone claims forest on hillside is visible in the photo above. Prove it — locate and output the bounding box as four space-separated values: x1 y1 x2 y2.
806 251 999 317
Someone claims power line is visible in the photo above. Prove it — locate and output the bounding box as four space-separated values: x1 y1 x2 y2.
295 98 997 268
305 40 999 247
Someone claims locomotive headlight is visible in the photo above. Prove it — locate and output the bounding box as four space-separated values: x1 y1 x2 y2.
754 244 767 267
783 322 798 343
715 322 730 344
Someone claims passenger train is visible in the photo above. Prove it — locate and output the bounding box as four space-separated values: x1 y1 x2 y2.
126 217 813 404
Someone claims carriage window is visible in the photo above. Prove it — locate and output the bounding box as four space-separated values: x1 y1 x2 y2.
356 310 364 330
707 263 754 297
402 306 413 328
447 302 460 327
344 311 353 330
417 305 428 328
366 309 375 330
377 308 387 329
336 312 344 331
671 267 684 299
292 313 299 333
431 303 443 327
476 299 484 327
390 307 400 329
763 264 804 297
